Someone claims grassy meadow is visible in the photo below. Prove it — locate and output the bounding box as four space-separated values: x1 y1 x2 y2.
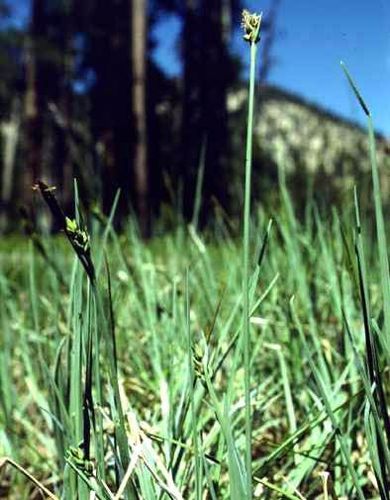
1 17 390 500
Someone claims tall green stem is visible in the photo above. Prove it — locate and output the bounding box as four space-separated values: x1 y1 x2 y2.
243 33 259 500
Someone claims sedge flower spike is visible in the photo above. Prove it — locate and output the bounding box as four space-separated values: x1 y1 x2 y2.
241 9 262 44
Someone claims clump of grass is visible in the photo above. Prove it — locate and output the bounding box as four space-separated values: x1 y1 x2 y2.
340 62 390 499
1 180 389 498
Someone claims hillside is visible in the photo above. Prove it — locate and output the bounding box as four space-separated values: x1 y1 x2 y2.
228 84 390 207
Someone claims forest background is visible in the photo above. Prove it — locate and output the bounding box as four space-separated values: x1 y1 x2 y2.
0 0 389 236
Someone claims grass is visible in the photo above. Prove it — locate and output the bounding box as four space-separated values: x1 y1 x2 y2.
1 17 390 500
1 171 389 498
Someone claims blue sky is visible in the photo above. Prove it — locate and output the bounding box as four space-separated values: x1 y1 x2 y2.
153 0 390 136
8 0 390 135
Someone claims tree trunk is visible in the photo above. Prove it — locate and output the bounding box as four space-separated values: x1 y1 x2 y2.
200 0 230 216
130 0 150 237
0 99 21 232
87 0 132 221
57 0 74 212
181 0 202 220
25 0 45 197
181 0 231 223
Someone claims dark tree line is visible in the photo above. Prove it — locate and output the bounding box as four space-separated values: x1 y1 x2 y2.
0 0 280 235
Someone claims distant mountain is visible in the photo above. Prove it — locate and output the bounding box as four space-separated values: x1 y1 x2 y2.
228 83 390 206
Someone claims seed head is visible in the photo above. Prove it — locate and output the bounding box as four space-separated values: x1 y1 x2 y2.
241 9 262 44
65 217 90 254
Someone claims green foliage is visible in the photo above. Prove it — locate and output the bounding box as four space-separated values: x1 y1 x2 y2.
1 163 389 498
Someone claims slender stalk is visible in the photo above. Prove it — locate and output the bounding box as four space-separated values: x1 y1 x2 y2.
341 62 390 354
185 268 202 499
241 10 262 498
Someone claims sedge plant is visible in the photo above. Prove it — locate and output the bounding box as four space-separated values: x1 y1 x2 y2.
340 62 390 499
241 8 262 498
